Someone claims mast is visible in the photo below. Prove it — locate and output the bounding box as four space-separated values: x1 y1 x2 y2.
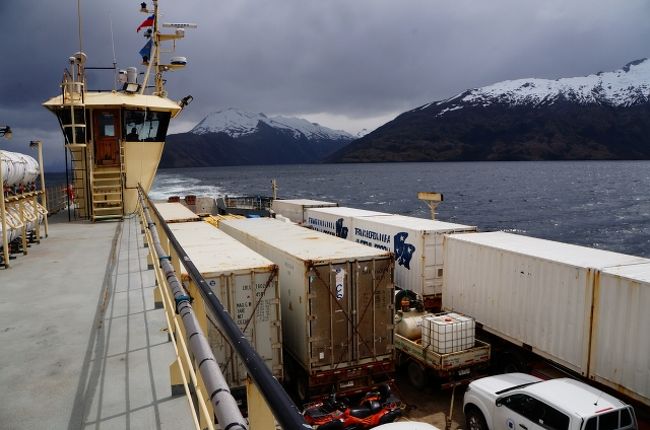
153 0 164 96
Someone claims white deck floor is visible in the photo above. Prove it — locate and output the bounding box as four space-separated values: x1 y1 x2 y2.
0 212 193 429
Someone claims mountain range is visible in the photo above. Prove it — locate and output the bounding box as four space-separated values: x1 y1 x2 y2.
159 109 353 167
330 59 650 162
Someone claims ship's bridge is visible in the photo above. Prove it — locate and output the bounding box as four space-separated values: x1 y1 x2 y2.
43 90 182 221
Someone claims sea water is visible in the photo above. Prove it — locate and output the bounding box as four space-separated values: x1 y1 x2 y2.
151 161 650 258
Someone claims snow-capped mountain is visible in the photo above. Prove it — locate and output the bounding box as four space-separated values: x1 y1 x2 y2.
331 59 650 163
421 59 650 116
161 109 353 168
190 108 354 141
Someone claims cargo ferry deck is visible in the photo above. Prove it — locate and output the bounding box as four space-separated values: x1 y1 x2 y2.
0 212 192 429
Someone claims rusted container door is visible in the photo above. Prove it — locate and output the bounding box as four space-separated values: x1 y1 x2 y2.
355 258 393 360
93 109 120 166
309 263 353 368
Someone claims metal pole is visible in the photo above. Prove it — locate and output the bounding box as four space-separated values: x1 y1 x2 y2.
0 151 9 267
139 185 309 430
139 189 247 430
32 141 48 237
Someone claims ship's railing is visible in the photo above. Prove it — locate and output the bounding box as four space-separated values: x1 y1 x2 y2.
137 186 308 430
45 185 67 214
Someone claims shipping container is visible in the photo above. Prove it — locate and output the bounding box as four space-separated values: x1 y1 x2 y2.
168 221 283 400
218 217 394 401
349 215 475 306
443 231 648 378
271 198 338 224
591 263 650 406
153 201 200 223
305 206 391 239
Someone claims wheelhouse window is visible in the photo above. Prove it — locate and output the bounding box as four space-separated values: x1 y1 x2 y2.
56 107 87 144
123 109 171 142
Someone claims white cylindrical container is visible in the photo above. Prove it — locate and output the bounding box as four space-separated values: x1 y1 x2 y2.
126 67 138 84
395 311 426 340
1 150 39 187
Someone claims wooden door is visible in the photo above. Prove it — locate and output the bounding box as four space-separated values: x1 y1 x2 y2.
93 110 120 166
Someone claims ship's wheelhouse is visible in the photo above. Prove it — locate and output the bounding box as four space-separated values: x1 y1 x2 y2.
44 92 180 220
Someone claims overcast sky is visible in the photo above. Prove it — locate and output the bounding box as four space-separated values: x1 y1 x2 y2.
2 0 650 170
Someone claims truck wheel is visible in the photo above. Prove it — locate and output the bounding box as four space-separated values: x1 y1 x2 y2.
499 352 528 374
296 377 309 405
465 406 488 430
407 361 427 389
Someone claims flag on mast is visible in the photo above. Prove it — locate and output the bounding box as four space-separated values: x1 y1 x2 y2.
139 39 153 64
137 14 154 32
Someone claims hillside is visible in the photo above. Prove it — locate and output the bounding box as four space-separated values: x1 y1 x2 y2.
330 59 650 162
160 109 353 167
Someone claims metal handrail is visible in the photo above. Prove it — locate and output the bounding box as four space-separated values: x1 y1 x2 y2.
138 187 247 430
138 185 309 429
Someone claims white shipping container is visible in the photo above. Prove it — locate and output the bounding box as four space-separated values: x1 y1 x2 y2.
169 221 283 389
349 215 476 299
591 263 650 406
443 231 648 376
305 206 390 238
218 218 394 375
153 202 200 223
271 199 338 224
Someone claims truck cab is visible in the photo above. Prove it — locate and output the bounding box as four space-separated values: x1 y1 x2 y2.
463 373 637 430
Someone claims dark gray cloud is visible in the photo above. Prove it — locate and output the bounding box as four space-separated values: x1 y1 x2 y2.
2 0 649 170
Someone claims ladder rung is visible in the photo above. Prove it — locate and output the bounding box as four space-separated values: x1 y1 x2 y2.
93 215 123 220
94 199 122 204
93 207 123 212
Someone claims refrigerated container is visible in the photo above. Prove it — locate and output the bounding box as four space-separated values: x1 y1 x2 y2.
591 262 650 406
305 206 391 239
168 221 283 399
218 217 394 401
351 215 475 307
271 198 338 224
443 231 647 377
153 201 200 223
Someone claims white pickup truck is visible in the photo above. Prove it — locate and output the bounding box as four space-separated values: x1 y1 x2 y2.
463 373 637 430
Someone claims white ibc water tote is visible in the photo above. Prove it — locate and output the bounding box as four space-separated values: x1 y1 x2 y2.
1 150 40 187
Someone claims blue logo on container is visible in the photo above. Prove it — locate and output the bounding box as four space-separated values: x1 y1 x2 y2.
335 218 348 239
394 231 415 269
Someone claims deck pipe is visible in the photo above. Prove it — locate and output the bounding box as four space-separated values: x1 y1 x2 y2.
139 190 248 430
139 186 309 430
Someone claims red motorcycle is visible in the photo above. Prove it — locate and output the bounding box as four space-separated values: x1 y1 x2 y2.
303 384 402 429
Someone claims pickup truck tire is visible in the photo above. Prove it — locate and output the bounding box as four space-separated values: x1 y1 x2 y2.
407 361 427 389
465 405 488 430
499 351 528 374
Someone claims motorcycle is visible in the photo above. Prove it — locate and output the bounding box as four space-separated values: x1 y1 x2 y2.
303 384 402 429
